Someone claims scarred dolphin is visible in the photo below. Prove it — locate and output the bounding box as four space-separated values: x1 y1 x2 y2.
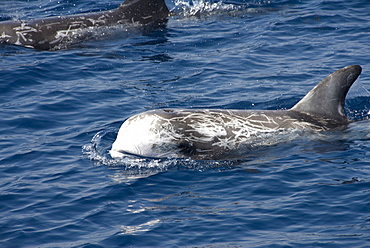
0 0 169 50
110 65 362 160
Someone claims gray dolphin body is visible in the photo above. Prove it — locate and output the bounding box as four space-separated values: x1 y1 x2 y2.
0 0 169 50
110 65 362 160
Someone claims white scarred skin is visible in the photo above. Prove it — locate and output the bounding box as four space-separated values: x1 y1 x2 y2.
0 0 170 49
110 108 324 159
110 65 362 160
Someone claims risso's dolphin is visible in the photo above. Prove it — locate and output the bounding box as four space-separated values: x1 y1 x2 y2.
0 0 169 50
110 65 362 160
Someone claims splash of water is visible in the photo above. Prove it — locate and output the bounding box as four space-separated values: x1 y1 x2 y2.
172 0 238 17
83 128 237 181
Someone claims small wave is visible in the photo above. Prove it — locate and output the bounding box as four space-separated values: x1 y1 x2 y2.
172 0 238 17
346 82 370 121
170 0 280 19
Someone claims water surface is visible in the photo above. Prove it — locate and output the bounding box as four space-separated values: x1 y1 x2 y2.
1 0 370 247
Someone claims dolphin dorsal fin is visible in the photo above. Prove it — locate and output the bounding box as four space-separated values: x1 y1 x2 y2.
291 65 362 123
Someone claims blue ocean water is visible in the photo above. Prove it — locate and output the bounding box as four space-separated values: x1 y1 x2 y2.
1 0 370 247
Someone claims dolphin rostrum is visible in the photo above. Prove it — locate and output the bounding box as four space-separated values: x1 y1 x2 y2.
110 65 362 160
0 0 169 50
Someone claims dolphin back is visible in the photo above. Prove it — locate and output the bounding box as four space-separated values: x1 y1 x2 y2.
0 0 169 50
291 65 362 123
118 0 170 24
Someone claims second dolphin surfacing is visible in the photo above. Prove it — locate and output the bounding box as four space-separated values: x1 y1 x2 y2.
0 0 169 50
110 65 362 160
